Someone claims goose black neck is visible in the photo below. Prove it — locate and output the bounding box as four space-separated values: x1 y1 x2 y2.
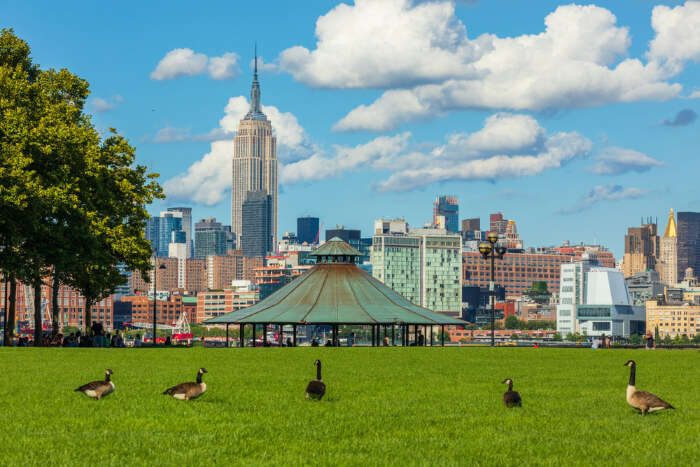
316 364 322 380
105 373 111 382
196 373 203 384
628 363 636 386
508 381 513 392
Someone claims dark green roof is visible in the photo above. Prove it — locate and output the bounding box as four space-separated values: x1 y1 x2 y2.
203 262 465 325
309 237 362 257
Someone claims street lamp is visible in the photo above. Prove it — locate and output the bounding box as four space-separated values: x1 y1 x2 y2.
479 232 507 347
152 258 166 346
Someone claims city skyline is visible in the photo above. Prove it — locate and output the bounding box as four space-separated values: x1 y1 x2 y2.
4 0 699 257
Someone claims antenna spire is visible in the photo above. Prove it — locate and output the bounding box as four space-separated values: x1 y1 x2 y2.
254 43 258 77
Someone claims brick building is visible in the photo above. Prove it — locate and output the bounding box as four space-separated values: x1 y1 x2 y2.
119 295 183 327
462 251 570 295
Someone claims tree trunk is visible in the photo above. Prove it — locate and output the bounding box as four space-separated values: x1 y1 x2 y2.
51 272 60 336
6 278 16 346
33 281 43 346
84 297 92 332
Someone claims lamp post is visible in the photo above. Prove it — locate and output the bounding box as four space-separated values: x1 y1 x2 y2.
152 258 166 346
479 232 507 347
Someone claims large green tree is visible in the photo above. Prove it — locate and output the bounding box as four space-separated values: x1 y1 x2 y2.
0 29 162 343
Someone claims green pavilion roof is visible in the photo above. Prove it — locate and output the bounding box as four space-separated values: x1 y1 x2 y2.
204 260 465 326
309 236 362 257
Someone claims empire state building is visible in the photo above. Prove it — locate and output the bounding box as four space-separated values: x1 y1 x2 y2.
231 56 277 251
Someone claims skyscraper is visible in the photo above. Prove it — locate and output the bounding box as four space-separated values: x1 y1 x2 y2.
194 218 227 259
621 219 659 278
242 191 272 258
676 212 700 279
433 195 459 233
167 207 192 258
232 52 277 250
297 216 320 245
658 209 678 284
158 211 184 258
490 212 507 234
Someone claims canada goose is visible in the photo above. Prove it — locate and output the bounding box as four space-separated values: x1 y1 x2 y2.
163 368 208 400
75 369 115 400
502 378 522 408
624 360 674 415
305 360 326 400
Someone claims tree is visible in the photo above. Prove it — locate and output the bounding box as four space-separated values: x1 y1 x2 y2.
0 29 162 339
552 332 563 342
504 315 520 330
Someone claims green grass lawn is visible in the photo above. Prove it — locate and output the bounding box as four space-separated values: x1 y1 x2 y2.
0 347 697 466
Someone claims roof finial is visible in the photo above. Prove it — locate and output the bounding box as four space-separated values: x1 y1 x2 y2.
254 43 258 77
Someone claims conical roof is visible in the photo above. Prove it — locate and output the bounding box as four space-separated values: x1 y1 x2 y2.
664 208 677 237
204 247 465 326
309 237 362 258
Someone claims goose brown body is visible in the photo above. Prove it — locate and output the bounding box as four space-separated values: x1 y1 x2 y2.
502 378 522 408
163 368 208 400
75 369 114 400
624 360 673 415
306 360 326 400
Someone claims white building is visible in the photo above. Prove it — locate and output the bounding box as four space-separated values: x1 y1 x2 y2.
557 253 645 337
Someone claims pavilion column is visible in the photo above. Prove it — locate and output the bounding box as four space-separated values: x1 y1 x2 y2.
441 325 445 346
391 325 395 346
414 325 417 346
263 324 268 346
293 324 297 347
252 324 256 347
430 325 433 347
240 324 244 347
371 325 375 347
226 324 229 348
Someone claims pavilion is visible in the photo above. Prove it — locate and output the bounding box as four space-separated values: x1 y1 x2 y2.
203 237 466 346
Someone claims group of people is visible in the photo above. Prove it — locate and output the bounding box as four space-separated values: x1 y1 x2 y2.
9 321 146 348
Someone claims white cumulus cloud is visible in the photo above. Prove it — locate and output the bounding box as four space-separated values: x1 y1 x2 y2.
304 3 687 131
208 52 240 80
279 0 480 89
375 114 592 192
647 1 700 70
163 140 234 205
151 49 242 80
150 48 208 80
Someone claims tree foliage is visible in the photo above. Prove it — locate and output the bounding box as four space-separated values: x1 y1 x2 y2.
0 29 162 342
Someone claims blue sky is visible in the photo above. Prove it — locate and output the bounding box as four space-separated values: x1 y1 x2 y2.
3 0 699 258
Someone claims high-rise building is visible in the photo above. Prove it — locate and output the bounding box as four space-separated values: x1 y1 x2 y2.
462 218 480 233
658 208 678 284
621 219 659 278
223 225 236 252
433 196 459 233
371 219 462 315
676 211 700 282
194 218 227 259
326 226 361 251
242 191 273 258
231 54 277 250
490 213 507 234
158 211 183 258
145 217 160 255
556 254 645 338
167 207 193 258
297 216 320 244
